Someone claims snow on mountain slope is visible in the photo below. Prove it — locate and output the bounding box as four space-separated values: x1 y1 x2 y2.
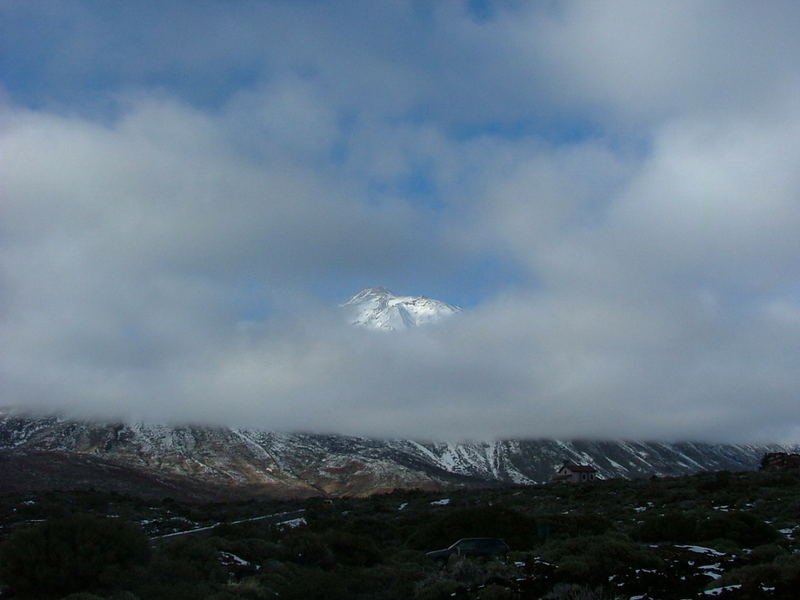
341 287 461 330
2 410 796 498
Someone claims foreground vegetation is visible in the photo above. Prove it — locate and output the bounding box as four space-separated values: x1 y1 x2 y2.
1 470 799 599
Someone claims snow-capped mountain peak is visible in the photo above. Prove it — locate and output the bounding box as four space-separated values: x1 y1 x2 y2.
341 287 461 330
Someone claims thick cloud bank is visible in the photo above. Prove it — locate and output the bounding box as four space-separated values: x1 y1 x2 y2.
1 2 800 442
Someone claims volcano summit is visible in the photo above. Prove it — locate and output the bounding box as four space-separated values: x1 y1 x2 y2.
341 287 461 330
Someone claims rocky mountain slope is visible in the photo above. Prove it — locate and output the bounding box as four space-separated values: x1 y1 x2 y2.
1 410 794 500
340 287 461 330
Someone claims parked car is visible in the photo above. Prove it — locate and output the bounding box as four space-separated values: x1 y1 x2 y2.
425 538 510 563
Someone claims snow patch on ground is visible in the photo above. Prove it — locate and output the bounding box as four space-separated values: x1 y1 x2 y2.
704 584 742 596
277 517 307 528
675 545 727 557
218 551 251 567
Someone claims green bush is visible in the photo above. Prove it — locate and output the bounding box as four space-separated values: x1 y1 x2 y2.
414 576 461 600
542 584 604 600
538 513 613 540
632 512 698 543
323 530 382 567
540 534 662 586
345 563 424 600
281 531 335 568
775 553 800 590
0 514 149 599
141 537 229 596
695 471 731 492
478 583 514 599
696 512 778 547
264 567 347 600
131 580 217 600
750 543 788 564
344 515 402 543
107 593 140 600
716 563 780 589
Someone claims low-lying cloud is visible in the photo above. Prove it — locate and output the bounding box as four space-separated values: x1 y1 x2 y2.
2 2 800 443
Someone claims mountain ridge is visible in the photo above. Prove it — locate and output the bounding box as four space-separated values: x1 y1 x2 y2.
1 410 795 500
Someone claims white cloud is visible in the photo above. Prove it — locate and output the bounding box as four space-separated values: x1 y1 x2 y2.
610 103 800 290
1 2 800 443
496 1 800 124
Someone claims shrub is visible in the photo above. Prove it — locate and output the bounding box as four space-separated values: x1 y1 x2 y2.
108 593 140 600
448 556 486 586
145 537 228 591
632 512 698 543
0 514 149 599
265 567 347 600
107 593 140 600
750 543 788 564
281 531 334 568
716 563 780 589
323 530 382 566
696 512 778 547
540 534 662 586
543 584 604 600
414 576 461 600
132 579 217 600
696 471 731 492
538 513 613 540
775 553 800 590
478 583 514 599
346 563 424 600
344 515 401 543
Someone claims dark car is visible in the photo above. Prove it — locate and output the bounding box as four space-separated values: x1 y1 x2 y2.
425 537 510 563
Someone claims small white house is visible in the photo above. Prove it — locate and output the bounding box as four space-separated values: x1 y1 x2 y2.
551 462 598 483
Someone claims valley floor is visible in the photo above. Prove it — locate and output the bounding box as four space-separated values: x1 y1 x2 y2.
1 470 800 599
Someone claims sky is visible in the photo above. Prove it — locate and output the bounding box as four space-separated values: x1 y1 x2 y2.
2 1 800 443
